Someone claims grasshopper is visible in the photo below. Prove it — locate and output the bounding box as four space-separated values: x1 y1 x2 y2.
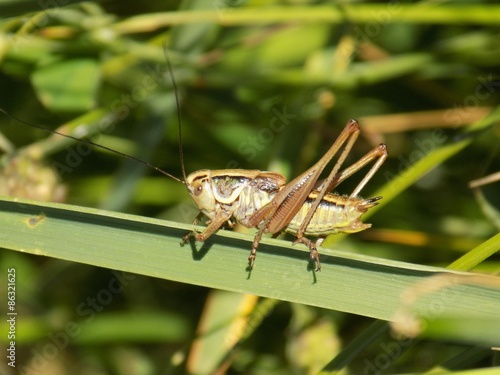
1 83 387 272
182 119 387 271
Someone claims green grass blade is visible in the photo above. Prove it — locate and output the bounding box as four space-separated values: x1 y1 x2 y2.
1 195 499 322
448 232 500 272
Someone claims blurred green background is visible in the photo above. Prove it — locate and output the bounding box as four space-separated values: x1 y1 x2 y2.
1 0 500 374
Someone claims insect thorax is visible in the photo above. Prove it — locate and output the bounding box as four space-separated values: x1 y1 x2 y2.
203 172 283 225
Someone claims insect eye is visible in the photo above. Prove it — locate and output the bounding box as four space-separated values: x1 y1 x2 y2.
193 185 203 196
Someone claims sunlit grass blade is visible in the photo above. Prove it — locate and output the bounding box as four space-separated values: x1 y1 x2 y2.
447 232 500 272
1 195 500 323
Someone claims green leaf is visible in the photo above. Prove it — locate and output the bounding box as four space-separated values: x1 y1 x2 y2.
1 195 499 323
186 291 259 375
448 232 500 271
31 59 101 112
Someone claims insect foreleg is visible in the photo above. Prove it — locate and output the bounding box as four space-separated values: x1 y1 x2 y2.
181 212 204 245
181 211 231 245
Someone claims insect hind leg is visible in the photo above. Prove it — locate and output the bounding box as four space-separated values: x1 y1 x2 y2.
249 232 323 271
334 144 388 198
293 237 323 271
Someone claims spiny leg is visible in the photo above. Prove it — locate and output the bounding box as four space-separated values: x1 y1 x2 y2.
293 124 387 269
248 231 263 269
248 212 275 269
247 118 361 235
181 212 231 245
315 144 387 197
295 119 361 241
247 119 378 269
307 144 388 217
181 212 204 245
337 144 388 198
249 119 362 269
293 237 322 271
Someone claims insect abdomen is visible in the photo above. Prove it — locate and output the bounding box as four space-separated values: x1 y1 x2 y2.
285 193 380 236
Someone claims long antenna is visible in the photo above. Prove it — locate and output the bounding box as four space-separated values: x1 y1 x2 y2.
163 44 188 183
0 108 184 184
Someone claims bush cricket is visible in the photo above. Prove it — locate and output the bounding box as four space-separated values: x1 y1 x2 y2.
182 120 387 271
1 71 387 272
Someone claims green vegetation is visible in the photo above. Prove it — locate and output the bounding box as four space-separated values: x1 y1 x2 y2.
1 1 499 374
